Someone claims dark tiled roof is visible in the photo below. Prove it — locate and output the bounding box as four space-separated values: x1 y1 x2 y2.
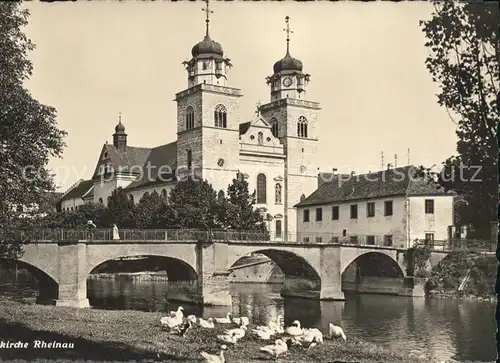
92 144 152 178
91 142 178 190
296 166 453 207
239 122 251 135
61 180 94 201
125 142 178 190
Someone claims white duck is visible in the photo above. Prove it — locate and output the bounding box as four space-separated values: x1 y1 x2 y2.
296 328 323 347
200 344 227 363
285 320 304 336
260 339 289 360
252 328 273 340
160 306 184 329
187 315 197 323
214 312 232 324
231 316 249 326
328 323 347 341
270 316 284 334
199 317 215 329
224 325 247 340
217 333 239 345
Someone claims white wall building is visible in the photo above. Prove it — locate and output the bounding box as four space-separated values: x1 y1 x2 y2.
294 166 455 248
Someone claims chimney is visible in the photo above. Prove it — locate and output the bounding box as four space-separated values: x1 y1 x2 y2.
350 171 356 177
387 163 393 170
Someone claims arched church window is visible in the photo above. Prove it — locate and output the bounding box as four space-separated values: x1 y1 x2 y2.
143 192 149 200
275 183 282 204
187 149 192 169
98 198 103 204
161 189 167 199
297 116 308 138
129 194 134 203
257 132 263 146
214 104 227 128
217 190 225 204
256 173 267 204
185 107 194 130
270 117 279 138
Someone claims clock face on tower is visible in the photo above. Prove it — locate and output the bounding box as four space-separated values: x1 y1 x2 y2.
282 77 293 88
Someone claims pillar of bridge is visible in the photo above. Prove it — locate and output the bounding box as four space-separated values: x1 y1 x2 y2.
199 241 232 306
55 242 90 308
318 245 345 301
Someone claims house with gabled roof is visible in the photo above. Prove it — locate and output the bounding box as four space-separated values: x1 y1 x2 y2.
59 179 94 212
294 165 455 248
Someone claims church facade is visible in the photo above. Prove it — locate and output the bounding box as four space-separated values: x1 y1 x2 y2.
60 13 321 239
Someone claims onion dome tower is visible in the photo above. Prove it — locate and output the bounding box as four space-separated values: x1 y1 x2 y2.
113 112 127 152
183 0 233 88
266 16 311 101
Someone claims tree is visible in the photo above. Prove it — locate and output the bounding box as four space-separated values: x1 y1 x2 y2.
40 203 112 229
135 191 168 229
107 187 136 228
167 178 221 230
224 173 268 232
0 2 67 258
420 1 499 238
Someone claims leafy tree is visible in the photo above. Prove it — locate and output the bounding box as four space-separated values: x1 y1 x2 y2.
40 203 112 229
135 191 168 229
167 178 221 230
0 2 67 258
420 1 499 238
224 173 268 232
107 187 136 228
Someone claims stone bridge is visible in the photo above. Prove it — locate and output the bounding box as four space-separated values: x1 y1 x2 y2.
2 233 451 308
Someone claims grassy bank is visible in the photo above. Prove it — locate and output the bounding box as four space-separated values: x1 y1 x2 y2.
0 301 428 362
426 251 497 300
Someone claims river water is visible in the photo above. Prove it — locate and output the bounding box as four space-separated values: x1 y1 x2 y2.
0 273 496 362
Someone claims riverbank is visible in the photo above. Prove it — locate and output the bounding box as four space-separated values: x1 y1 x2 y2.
425 251 496 301
0 301 428 362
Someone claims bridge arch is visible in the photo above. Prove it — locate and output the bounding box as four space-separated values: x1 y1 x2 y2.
88 254 197 281
342 251 405 281
0 259 59 303
228 249 321 282
84 244 199 279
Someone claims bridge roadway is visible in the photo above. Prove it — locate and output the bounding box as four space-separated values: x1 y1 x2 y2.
3 229 450 308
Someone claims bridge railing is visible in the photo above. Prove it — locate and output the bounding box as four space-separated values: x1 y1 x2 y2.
4 229 496 252
414 239 495 253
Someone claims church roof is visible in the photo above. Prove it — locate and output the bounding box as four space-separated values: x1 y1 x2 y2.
124 142 178 190
295 165 454 208
61 179 94 201
239 122 251 135
91 141 177 190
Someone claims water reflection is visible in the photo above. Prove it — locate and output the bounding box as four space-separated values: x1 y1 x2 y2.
0 272 496 362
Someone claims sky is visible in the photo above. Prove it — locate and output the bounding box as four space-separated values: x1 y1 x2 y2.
22 1 458 192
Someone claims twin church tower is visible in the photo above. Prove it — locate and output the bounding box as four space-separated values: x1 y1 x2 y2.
105 1 321 239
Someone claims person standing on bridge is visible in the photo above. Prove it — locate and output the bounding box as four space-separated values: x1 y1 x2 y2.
112 224 120 240
86 220 97 240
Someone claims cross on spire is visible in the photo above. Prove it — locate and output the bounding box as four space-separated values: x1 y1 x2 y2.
202 0 214 37
255 101 261 116
118 111 122 123
283 16 293 54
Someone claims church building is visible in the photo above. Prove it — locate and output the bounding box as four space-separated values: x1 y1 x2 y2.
59 8 321 239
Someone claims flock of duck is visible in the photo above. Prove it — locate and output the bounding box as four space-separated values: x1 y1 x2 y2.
160 306 347 362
